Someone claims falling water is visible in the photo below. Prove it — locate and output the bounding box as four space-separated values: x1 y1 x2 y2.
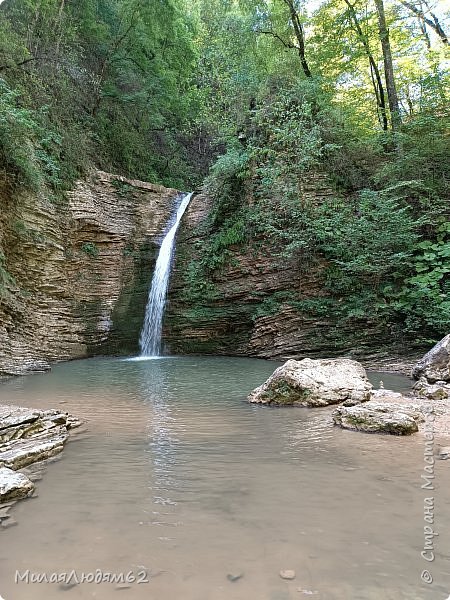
139 192 193 356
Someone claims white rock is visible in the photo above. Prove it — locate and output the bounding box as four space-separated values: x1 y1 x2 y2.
0 467 34 502
333 402 423 435
412 334 450 383
248 358 372 406
279 570 296 580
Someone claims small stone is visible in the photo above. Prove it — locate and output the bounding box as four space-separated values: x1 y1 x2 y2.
59 582 78 590
227 572 244 582
0 506 11 519
438 446 450 460
115 584 132 590
279 570 296 580
0 467 34 502
1 516 17 528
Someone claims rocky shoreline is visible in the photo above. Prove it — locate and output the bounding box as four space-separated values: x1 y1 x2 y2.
248 334 450 441
0 405 82 526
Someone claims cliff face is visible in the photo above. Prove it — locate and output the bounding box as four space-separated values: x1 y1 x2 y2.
0 171 180 376
0 169 416 377
164 187 397 365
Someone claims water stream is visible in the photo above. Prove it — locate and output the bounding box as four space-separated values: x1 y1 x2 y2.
0 357 449 600
139 192 193 357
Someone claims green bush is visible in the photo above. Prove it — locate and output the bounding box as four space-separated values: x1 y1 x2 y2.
80 242 99 258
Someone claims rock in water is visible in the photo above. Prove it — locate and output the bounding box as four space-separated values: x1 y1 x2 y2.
437 447 450 460
247 358 372 406
226 573 244 582
333 402 422 435
412 334 450 383
413 377 450 400
0 467 34 502
279 570 296 580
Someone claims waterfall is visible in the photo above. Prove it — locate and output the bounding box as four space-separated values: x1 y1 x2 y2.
139 192 193 357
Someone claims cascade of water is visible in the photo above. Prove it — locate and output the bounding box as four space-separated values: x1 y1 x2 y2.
139 192 193 357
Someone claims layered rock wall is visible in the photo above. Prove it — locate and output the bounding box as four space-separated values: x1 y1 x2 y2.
0 171 180 376
164 187 413 369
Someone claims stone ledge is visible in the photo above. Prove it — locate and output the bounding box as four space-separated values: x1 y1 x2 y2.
0 405 82 504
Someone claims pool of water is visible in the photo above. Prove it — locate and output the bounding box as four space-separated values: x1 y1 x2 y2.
0 356 449 599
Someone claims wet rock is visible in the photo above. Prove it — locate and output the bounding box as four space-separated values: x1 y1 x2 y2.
115 584 132 590
412 334 450 383
437 446 450 460
0 429 68 470
248 359 372 406
0 405 42 431
413 377 450 400
0 404 82 514
279 570 296 580
0 170 180 377
66 415 84 430
0 467 34 502
59 582 78 591
226 572 244 582
1 515 18 528
0 505 11 519
0 406 82 470
333 402 422 435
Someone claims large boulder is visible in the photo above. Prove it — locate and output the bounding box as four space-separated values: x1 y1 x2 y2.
247 358 372 406
0 467 34 502
412 334 450 383
333 401 422 435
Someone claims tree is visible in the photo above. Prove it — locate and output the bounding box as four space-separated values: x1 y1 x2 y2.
374 0 402 130
254 0 312 78
343 0 388 130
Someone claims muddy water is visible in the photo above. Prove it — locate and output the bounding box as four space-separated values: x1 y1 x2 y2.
0 357 449 600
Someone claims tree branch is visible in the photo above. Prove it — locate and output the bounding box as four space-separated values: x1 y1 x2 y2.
256 29 297 49
398 0 448 44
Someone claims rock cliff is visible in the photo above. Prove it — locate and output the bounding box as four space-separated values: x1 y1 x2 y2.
164 189 416 370
0 170 421 376
0 171 180 376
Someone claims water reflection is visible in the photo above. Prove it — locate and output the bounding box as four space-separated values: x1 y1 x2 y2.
0 357 448 600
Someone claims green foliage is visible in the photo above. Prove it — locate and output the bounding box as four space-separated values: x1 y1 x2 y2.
205 146 250 227
253 291 297 320
80 242 99 258
0 0 205 191
317 190 418 284
0 0 448 350
0 79 47 189
392 222 450 339
111 179 135 198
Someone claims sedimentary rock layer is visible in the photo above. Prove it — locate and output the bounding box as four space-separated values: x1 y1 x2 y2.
0 171 180 375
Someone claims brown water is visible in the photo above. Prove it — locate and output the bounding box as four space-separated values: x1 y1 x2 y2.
0 356 449 600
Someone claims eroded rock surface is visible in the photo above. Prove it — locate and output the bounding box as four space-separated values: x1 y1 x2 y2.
0 171 180 376
413 377 450 400
165 186 424 369
0 467 34 502
333 401 422 435
247 358 372 406
412 334 450 383
0 405 82 502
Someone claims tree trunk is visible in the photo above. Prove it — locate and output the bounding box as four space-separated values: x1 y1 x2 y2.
344 0 388 131
283 0 312 78
374 0 401 130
